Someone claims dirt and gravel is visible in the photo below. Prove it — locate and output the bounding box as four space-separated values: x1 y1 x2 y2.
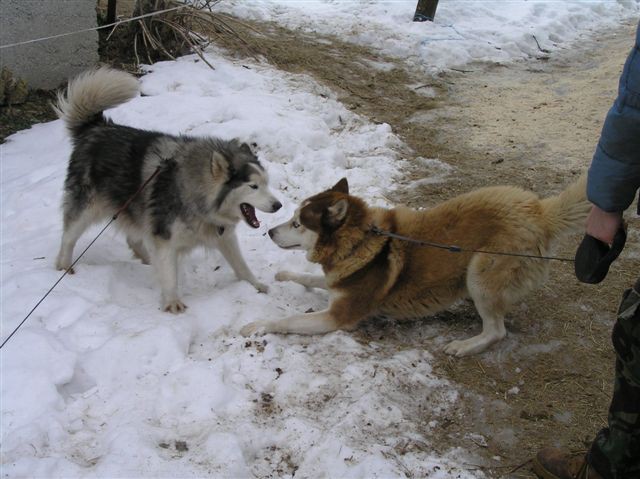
209 18 639 478
3 13 638 478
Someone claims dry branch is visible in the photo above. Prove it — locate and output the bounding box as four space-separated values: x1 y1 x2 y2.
99 0 252 69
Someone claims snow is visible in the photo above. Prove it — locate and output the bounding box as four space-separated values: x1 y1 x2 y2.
2 2 638 477
220 0 640 73
1 54 469 478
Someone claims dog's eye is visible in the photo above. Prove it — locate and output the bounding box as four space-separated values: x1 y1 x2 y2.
292 221 300 228
249 184 258 190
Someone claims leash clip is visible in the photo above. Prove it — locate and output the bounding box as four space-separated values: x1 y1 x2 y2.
369 224 383 235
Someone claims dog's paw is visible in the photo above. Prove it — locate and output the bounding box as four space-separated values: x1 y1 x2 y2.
56 260 75 274
444 337 489 357
443 340 471 357
240 321 268 337
275 271 295 282
253 282 269 294
163 300 188 314
445 331 505 357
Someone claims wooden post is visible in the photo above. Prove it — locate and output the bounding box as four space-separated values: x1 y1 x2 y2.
414 0 439 22
106 0 117 24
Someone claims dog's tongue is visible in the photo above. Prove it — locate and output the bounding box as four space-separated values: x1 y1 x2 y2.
241 203 260 228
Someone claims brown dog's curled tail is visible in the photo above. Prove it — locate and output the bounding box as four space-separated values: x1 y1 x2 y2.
539 173 590 239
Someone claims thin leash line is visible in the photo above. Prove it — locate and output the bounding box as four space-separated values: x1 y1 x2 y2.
0 5 188 49
115 166 162 218
0 167 161 350
369 225 575 263
0 220 114 350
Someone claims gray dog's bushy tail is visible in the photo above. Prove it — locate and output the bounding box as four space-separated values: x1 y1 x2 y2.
54 67 139 136
540 173 590 239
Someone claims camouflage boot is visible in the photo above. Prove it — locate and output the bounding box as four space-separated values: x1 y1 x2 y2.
532 449 602 479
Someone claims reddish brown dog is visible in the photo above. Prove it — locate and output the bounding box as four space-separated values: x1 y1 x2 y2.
241 177 589 356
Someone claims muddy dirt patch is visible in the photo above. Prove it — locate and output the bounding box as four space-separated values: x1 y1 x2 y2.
208 18 639 478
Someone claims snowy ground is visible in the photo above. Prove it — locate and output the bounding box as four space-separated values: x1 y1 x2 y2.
220 0 640 73
2 1 639 478
1 54 471 478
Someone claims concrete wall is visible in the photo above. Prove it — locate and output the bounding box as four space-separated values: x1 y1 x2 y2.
0 0 99 90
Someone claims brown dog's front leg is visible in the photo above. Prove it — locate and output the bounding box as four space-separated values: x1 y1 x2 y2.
240 292 373 337
275 271 327 290
240 309 338 336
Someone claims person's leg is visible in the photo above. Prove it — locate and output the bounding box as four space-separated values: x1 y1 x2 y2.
534 278 640 479
587 279 640 478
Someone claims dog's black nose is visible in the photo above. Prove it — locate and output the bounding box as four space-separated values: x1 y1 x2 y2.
272 201 282 212
268 228 275 238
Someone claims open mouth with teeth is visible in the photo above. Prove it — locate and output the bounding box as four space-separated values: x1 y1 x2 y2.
240 203 260 228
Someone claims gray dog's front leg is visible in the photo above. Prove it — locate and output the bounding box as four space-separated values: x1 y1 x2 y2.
217 227 268 293
151 240 186 313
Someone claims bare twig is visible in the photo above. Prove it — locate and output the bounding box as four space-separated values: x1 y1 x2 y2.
156 18 215 69
532 34 550 54
138 19 154 65
133 33 141 66
100 0 261 68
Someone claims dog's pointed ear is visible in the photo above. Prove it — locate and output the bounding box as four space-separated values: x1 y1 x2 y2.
325 198 348 227
210 152 228 178
239 142 253 155
330 178 349 194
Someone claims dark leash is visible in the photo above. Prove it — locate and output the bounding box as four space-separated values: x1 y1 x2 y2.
0 167 162 350
369 224 576 262
114 167 162 220
370 223 633 285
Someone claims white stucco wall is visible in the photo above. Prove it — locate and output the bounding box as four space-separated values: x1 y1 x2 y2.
0 0 99 89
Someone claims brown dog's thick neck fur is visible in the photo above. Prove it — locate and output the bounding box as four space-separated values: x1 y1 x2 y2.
242 175 589 356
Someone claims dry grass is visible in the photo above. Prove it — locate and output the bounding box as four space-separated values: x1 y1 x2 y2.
97 0 254 69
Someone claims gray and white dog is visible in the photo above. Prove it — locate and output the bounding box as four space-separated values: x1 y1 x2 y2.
54 67 282 312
